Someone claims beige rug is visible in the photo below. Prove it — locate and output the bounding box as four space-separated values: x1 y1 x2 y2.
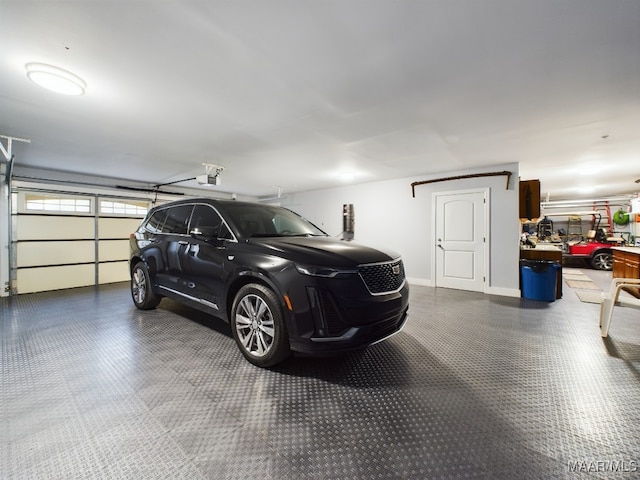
562 268 589 282
564 273 588 281
563 268 587 275
575 290 603 304
565 279 602 291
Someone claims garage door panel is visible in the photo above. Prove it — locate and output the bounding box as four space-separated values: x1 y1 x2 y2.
17 265 94 294
17 241 95 267
99 240 129 262
17 216 94 240
99 261 130 283
99 218 142 238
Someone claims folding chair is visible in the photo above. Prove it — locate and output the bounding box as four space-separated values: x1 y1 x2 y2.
599 278 640 337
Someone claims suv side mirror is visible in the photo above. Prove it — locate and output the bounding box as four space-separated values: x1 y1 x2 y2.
190 226 218 238
191 226 228 245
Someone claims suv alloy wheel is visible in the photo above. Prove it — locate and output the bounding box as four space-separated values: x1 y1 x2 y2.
231 284 291 367
131 262 161 310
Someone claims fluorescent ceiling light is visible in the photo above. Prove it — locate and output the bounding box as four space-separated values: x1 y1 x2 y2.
578 167 601 176
25 63 86 96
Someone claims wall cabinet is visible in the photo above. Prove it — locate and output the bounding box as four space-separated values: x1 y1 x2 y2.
519 180 540 220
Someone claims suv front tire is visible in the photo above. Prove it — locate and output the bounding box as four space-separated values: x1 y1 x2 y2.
231 284 291 367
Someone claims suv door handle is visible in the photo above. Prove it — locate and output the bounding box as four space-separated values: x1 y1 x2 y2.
178 240 189 245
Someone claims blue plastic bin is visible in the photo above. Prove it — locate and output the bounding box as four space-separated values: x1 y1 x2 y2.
521 260 559 302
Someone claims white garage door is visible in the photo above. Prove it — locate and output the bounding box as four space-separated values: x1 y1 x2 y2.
13 191 148 294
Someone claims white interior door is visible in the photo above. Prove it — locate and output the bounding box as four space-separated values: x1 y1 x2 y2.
434 190 487 292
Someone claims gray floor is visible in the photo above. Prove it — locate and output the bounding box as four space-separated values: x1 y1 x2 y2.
1 270 639 479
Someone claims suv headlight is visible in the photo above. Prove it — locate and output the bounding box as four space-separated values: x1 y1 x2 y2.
295 264 357 278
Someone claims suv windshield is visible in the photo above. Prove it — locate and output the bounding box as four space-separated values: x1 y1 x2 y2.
223 203 327 238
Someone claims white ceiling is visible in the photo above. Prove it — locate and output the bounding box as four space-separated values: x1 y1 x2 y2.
1 1 639 200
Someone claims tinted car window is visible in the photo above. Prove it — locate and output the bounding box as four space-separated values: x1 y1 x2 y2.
219 223 234 240
145 209 167 233
224 203 325 237
189 204 224 238
162 205 193 234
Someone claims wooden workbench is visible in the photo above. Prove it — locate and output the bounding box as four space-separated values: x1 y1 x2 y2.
612 247 640 297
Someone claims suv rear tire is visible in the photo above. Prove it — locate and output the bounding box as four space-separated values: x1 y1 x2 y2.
231 284 290 367
131 262 161 310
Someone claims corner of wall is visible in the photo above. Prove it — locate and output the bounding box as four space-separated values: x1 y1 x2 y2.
407 277 433 287
0 164 9 297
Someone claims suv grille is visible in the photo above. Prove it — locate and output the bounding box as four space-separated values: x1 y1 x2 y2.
358 259 406 295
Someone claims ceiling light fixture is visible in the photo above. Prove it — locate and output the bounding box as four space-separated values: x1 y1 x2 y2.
339 172 356 182
25 63 86 96
578 167 601 176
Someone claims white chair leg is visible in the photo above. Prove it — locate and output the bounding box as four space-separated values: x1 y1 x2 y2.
600 298 613 337
599 278 640 338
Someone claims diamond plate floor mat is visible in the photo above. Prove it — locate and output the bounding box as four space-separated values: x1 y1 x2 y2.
2 282 639 479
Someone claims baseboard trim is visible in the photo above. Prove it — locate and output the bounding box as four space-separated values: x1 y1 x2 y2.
486 286 521 298
408 278 520 298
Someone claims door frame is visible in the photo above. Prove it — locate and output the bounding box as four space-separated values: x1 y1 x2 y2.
430 188 490 293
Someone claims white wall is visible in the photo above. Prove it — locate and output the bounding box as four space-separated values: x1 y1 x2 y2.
279 163 521 297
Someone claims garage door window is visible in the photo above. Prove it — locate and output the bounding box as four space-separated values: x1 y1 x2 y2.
25 194 91 213
100 199 148 216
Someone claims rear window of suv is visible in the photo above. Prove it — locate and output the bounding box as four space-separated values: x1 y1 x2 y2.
144 205 193 235
163 205 193 234
145 209 167 233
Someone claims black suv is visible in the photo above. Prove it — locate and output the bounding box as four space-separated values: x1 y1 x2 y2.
129 198 409 367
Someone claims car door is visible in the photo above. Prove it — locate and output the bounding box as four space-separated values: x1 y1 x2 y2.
178 204 233 313
155 204 194 296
